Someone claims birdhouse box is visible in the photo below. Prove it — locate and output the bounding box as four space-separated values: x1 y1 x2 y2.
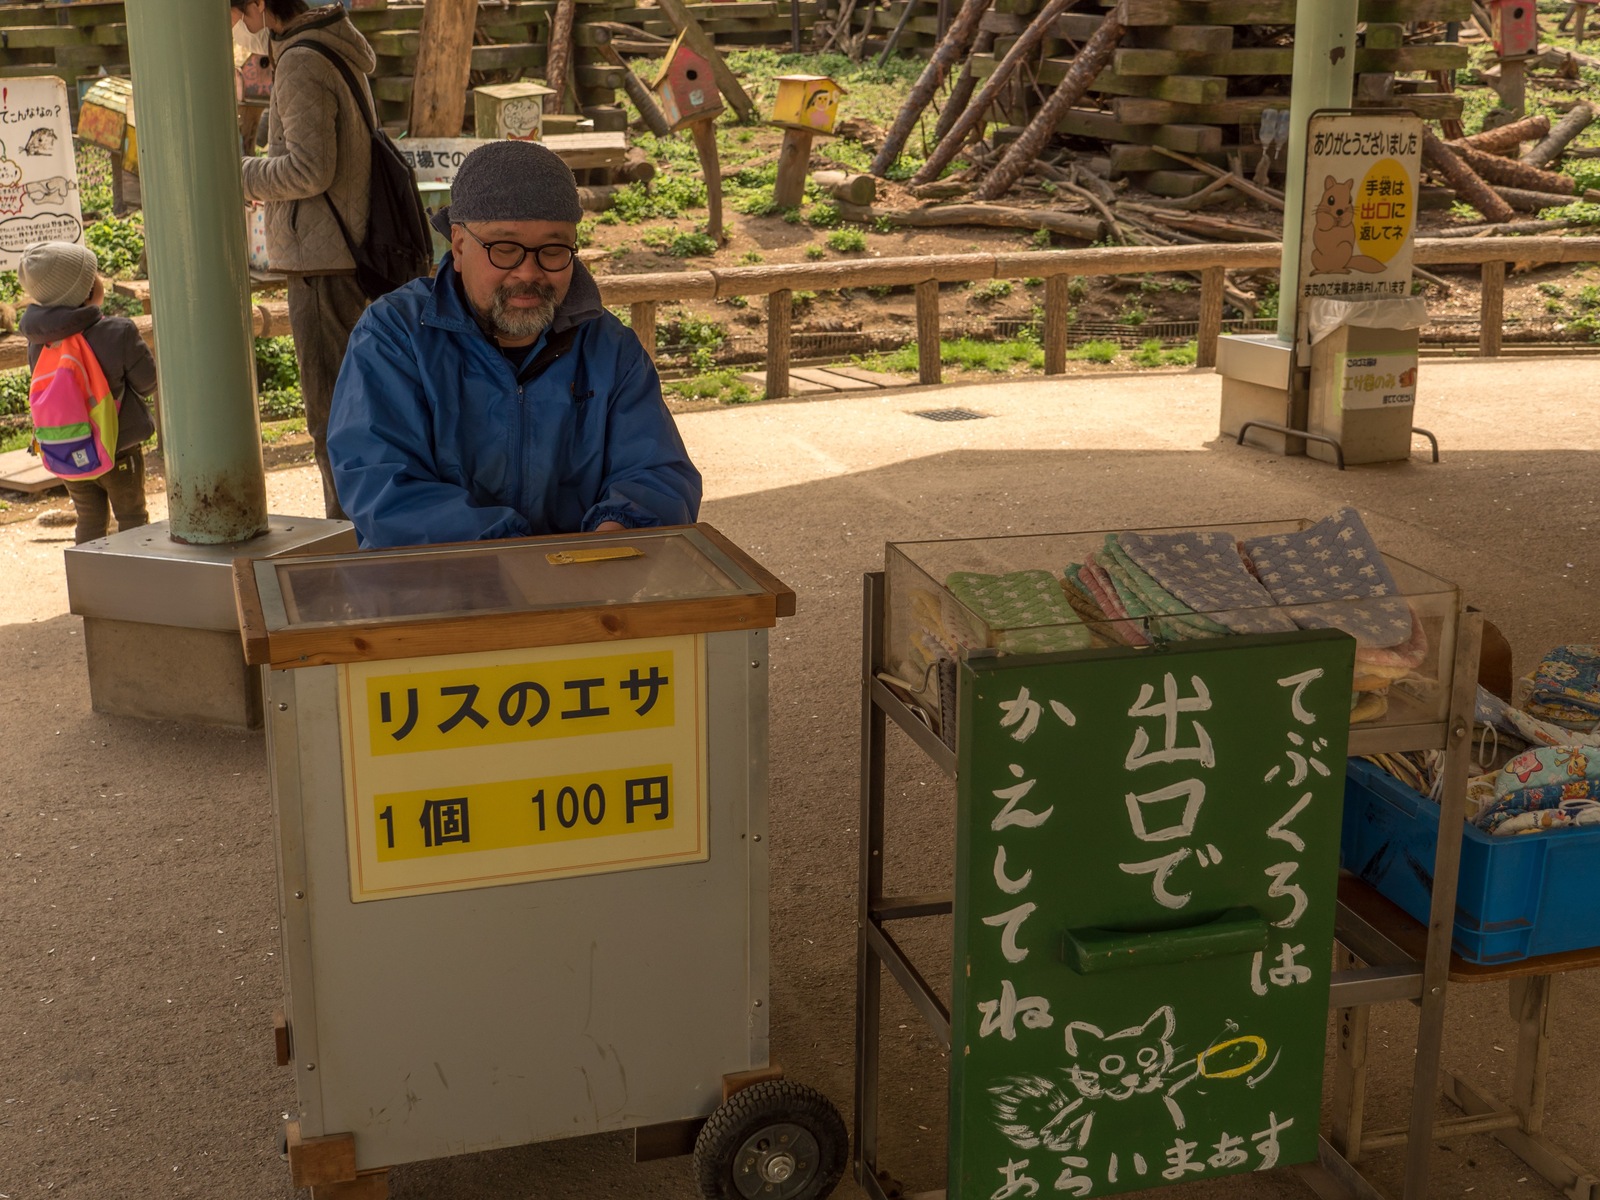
239 52 274 103
650 33 724 132
771 74 847 135
77 77 138 172
473 81 556 141
1489 0 1538 57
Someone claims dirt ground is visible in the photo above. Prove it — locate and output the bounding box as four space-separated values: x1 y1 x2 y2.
2 360 1598 1200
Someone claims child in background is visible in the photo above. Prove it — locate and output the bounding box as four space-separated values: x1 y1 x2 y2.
19 242 158 544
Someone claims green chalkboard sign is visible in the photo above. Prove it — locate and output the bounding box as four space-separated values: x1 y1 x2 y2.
950 630 1354 1200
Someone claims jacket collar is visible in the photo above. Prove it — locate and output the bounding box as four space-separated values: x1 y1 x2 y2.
18 302 100 345
422 254 605 345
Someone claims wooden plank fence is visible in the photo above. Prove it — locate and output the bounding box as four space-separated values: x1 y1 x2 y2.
1 238 1592 390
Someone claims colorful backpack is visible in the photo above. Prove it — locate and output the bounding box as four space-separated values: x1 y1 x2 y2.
28 332 118 480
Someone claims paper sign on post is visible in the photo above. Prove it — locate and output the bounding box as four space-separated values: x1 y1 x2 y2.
0 78 83 267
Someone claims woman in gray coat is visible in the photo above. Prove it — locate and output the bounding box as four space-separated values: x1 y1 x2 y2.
233 0 376 520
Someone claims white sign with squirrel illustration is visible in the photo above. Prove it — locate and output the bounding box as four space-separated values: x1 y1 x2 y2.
1296 111 1423 308
0 77 82 269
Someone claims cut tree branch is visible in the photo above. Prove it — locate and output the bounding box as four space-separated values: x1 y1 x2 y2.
973 5 1124 201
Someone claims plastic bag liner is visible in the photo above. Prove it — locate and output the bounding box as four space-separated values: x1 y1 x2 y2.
1308 296 1430 345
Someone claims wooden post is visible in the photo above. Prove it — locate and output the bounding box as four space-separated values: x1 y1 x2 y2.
1480 259 1505 357
596 40 672 138
931 28 995 146
631 301 657 358
773 128 815 210
1197 266 1225 368
1522 101 1595 168
655 0 757 122
1448 112 1549 154
766 289 793 399
1496 57 1526 118
878 0 922 65
688 119 726 243
1328 950 1371 1161
1043 274 1071 375
408 0 478 137
974 7 1125 201
110 148 128 217
1422 128 1515 224
914 0 1071 185
915 280 941 385
544 0 577 115
812 170 877 205
869 0 993 176
1508 974 1553 1135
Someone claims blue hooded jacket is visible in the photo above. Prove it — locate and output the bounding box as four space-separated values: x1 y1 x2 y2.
327 256 701 549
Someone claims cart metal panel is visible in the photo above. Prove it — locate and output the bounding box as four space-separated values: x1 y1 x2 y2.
239 527 790 1176
267 630 770 1171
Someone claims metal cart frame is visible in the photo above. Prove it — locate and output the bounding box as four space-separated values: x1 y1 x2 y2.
853 570 1485 1200
236 526 847 1200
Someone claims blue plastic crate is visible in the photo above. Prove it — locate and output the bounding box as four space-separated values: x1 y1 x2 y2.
1340 757 1600 964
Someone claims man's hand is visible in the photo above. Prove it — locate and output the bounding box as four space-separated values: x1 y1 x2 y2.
595 521 626 532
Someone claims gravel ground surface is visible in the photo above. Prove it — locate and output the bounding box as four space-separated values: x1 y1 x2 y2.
1 360 1596 1200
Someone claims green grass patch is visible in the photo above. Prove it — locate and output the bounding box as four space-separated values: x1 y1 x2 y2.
642 227 718 257
858 336 1046 374
664 367 757 404
971 280 1013 303
1131 338 1198 368
660 312 728 371
1539 200 1600 226
0 365 31 419
84 211 145 279
261 417 307 444
827 227 867 253
805 244 826 260
1068 340 1120 364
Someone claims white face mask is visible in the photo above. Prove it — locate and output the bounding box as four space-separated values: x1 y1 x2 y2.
232 20 271 58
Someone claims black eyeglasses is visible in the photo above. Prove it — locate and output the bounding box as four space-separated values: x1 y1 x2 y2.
460 225 576 272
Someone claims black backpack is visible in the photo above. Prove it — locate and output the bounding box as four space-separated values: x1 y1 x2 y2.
291 41 432 300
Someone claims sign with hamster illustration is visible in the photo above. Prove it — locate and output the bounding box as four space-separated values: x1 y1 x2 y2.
1296 112 1422 311
0 77 83 268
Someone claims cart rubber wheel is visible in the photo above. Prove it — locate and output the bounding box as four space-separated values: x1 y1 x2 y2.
692 1079 847 1200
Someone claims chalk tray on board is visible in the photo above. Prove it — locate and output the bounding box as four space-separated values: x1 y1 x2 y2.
882 520 1460 741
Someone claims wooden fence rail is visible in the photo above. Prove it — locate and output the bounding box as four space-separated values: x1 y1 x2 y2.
1 236 1593 386
605 236 1600 396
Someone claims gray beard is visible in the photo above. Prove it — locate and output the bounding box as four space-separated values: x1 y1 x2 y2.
486 281 558 342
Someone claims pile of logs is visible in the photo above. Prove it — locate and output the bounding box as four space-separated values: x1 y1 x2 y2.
834 0 1475 200
1423 103 1598 226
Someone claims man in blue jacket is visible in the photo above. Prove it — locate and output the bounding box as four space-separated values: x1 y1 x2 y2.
326 140 701 548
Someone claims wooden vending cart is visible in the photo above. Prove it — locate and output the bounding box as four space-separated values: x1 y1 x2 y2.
234 525 846 1200
854 522 1482 1200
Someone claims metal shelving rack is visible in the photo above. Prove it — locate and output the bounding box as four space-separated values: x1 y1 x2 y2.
852 569 1483 1200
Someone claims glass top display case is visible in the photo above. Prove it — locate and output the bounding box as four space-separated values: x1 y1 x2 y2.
235 524 795 668
883 518 1462 742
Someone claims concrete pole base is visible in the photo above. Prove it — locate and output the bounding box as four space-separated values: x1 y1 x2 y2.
65 515 355 729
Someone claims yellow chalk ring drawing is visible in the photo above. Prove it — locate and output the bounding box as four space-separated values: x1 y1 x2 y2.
1196 1034 1268 1079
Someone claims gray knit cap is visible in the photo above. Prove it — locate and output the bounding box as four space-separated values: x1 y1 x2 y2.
437 140 582 233
20 241 99 308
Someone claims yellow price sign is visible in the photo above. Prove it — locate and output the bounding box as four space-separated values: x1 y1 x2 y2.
360 648 677 757
340 635 708 900
373 764 676 861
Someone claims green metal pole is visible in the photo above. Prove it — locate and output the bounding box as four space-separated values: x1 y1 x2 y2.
123 0 268 545
1276 0 1359 344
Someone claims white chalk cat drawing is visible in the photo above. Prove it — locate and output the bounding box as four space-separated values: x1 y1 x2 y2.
989 1005 1203 1153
